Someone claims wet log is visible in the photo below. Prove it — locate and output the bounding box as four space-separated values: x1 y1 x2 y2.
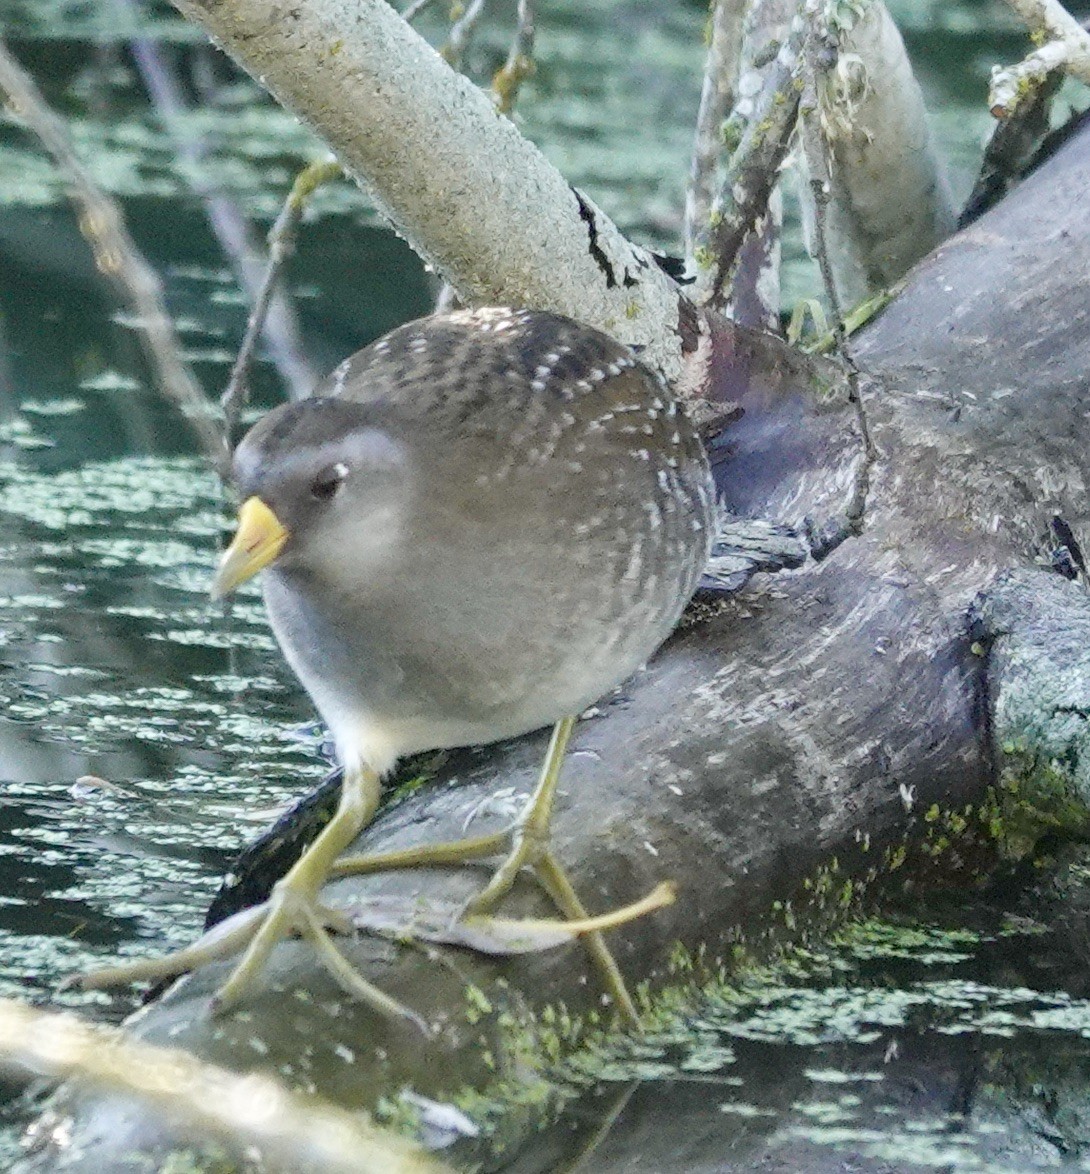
19 116 1090 1174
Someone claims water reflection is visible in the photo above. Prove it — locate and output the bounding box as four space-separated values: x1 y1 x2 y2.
0 443 328 1003
0 163 429 1162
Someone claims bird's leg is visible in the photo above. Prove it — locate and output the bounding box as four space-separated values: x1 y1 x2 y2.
208 761 389 1015
336 718 644 1026
460 716 575 914
73 764 426 1030
334 719 575 888
527 850 640 1026
461 717 640 1025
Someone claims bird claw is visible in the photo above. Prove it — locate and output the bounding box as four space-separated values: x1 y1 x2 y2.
70 887 424 1031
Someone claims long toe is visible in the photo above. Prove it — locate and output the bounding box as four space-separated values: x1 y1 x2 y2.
69 902 269 993
209 878 427 1032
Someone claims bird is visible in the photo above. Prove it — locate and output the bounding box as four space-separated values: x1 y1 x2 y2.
75 306 716 1026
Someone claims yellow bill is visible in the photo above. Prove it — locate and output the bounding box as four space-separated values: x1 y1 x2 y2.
210 496 290 600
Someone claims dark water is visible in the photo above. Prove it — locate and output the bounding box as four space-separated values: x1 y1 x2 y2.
0 0 1089 1169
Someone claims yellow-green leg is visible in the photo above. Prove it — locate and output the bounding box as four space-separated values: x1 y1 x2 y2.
73 764 425 1030
75 722 661 1029
336 717 645 1026
462 717 575 915
530 850 639 1025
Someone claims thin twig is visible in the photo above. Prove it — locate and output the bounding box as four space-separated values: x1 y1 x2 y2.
441 0 487 70
0 38 228 476
117 0 317 402
684 0 746 264
725 0 799 330
221 158 342 446
2 998 446 1174
491 0 536 115
799 46 877 560
402 0 438 22
695 7 807 313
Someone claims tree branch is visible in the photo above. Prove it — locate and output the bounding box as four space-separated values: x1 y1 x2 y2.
163 0 692 382
992 0 1090 116
221 158 343 447
684 0 746 265
692 7 807 313
799 54 876 559
4 998 445 1173
491 0 536 116
801 1 954 308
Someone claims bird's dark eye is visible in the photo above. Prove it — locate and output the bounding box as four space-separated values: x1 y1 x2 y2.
310 462 348 501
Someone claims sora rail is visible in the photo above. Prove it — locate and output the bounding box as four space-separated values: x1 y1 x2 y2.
77 307 716 1025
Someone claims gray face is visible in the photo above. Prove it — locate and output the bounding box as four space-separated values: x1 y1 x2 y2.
232 397 411 591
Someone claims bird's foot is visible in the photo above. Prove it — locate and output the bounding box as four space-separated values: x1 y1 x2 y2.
69 759 428 1031
69 877 427 1030
334 719 657 1026
335 832 655 1027
469 838 644 1026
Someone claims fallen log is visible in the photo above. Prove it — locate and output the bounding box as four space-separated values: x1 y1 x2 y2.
18 108 1090 1174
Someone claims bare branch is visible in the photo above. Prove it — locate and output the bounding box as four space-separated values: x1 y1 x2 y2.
693 9 807 313
3 998 445 1174
437 0 537 311
725 0 800 330
401 0 438 22
0 38 228 475
963 66 1062 225
799 52 876 560
991 38 1071 117
161 0 689 383
801 2 954 309
430 0 491 314
116 0 317 403
426 0 539 316
221 158 343 446
684 0 746 263
441 0 487 70
992 0 1090 118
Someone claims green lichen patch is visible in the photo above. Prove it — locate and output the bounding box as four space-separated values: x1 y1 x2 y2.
984 745 1090 862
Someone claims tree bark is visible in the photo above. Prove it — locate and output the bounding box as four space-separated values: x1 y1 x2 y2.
801 1 955 306
158 0 835 421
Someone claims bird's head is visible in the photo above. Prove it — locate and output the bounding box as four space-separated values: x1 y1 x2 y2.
211 397 411 599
